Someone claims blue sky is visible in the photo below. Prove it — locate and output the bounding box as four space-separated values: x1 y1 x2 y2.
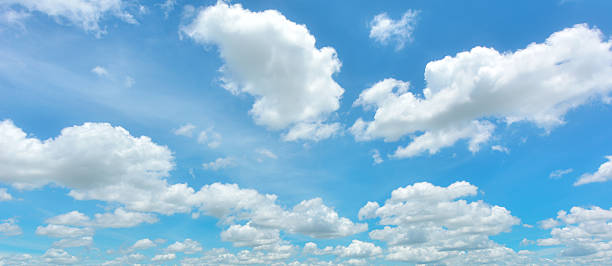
1 0 612 265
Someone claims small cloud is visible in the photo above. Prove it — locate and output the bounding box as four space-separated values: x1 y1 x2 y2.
549 168 573 179
574 156 612 186
202 157 234 170
197 129 221 148
91 66 109 77
0 188 13 201
256 148 278 160
369 9 419 50
491 145 510 154
371 149 383 165
174 124 196 137
159 0 176 18
520 238 535 246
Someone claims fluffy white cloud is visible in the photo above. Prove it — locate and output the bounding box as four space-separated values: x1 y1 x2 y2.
181 1 344 141
53 236 93 248
359 181 520 263
0 120 364 241
575 156 612 186
369 10 419 50
537 206 612 263
151 253 176 261
221 223 281 248
0 0 136 36
35 224 94 238
130 238 156 250
0 187 12 201
182 247 294 265
195 183 367 239
165 238 203 254
0 218 21 236
91 66 109 77
352 24 612 158
101 253 145 265
202 156 234 170
304 240 383 259
92 208 157 228
42 248 78 265
46 209 156 228
0 119 201 215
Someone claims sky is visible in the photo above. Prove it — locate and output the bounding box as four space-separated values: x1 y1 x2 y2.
1 0 612 265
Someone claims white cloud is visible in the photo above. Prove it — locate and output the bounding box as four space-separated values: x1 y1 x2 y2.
46 211 90 227
181 1 344 141
256 148 278 160
0 8 30 29
0 120 365 241
491 145 510 154
159 0 176 18
101 253 145 265
165 238 203 254
181 247 294 265
0 188 12 201
53 236 93 248
550 168 573 179
369 10 418 50
0 0 136 37
371 149 383 165
359 181 520 263
202 157 234 170
151 253 176 261
91 66 109 77
174 123 196 137
0 119 197 215
305 240 383 259
197 129 222 148
282 122 342 142
130 238 156 250
35 224 94 238
42 248 78 264
92 208 158 228
46 209 156 228
575 156 612 186
537 206 612 263
221 223 281 248
195 183 367 239
0 218 21 236
352 24 612 158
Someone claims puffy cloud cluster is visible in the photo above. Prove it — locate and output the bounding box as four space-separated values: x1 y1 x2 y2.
0 0 137 36
359 181 520 264
0 218 21 236
369 10 419 50
304 240 383 259
181 247 295 265
537 206 612 264
36 208 156 248
0 120 365 246
181 1 344 141
352 24 612 158
195 184 367 240
575 156 612 186
165 238 203 254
